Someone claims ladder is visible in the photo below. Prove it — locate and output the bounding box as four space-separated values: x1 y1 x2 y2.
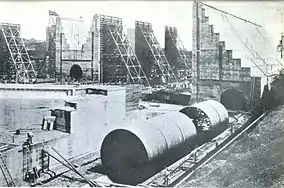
22 144 33 180
41 149 50 171
0 153 16 187
0 23 37 83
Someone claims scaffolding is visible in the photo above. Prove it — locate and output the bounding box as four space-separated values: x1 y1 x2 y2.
0 23 37 83
95 14 150 86
45 11 58 78
0 152 15 187
107 24 150 86
165 26 192 81
135 21 177 85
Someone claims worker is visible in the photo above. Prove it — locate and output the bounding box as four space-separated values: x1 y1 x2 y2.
27 132 33 145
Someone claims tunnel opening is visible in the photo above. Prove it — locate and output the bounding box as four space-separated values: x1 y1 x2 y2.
70 64 83 81
220 89 246 111
100 129 149 185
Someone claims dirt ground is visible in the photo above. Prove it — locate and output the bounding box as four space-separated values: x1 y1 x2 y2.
184 106 284 188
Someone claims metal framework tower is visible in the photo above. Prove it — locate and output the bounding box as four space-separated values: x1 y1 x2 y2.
135 21 177 85
0 23 36 83
45 11 58 78
94 14 150 86
165 26 192 81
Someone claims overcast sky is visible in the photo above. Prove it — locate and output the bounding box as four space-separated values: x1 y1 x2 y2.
0 1 283 74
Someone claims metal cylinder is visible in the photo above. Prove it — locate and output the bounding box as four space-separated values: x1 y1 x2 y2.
206 100 229 123
100 111 197 185
180 100 229 130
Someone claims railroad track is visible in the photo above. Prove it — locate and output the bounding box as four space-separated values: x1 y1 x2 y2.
139 112 268 187
35 112 268 187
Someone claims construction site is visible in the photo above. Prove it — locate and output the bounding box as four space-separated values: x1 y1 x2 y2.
0 0 284 187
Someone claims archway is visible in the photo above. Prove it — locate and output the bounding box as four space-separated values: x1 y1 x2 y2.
220 88 246 111
70 64 83 81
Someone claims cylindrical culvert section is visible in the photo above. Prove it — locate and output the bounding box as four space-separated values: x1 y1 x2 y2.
206 100 229 123
100 112 197 185
180 100 229 144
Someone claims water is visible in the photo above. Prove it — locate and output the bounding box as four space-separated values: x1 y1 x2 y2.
0 98 64 132
184 106 284 188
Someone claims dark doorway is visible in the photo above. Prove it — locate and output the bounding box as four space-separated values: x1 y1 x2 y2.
70 64 83 81
220 89 246 111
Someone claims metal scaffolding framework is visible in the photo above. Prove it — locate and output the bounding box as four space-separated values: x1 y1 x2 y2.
0 23 37 83
99 15 128 84
165 26 192 80
107 24 150 86
135 21 177 85
97 15 150 86
45 11 58 78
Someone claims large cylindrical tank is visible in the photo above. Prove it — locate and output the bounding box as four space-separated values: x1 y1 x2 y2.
180 100 229 143
100 112 197 185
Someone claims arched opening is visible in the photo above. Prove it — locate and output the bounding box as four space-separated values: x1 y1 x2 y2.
69 64 83 81
220 89 246 111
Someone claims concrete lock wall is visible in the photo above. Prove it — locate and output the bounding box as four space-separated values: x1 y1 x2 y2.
195 79 261 110
54 16 97 80
191 3 262 108
66 87 126 157
59 61 92 78
0 146 23 185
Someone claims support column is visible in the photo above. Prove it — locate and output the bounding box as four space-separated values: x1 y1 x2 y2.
192 0 202 102
91 31 94 81
59 33 63 84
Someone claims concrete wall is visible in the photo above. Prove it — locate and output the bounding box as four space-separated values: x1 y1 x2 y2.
0 86 128 185
0 146 22 185
54 16 96 80
195 79 260 109
60 61 92 78
191 1 261 108
64 87 126 156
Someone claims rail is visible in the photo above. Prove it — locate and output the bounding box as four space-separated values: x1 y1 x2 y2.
139 112 267 187
171 112 267 187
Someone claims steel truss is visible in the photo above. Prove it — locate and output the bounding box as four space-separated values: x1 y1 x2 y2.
0 23 36 83
107 24 150 87
165 26 192 78
45 11 58 78
136 22 177 84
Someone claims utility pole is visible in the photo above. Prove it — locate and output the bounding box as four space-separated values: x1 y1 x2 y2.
91 31 94 81
192 0 201 101
60 33 63 84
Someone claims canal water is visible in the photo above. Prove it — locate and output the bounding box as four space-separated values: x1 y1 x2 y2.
0 98 64 132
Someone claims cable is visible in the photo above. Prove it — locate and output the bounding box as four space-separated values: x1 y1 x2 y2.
255 27 284 68
221 14 269 75
201 2 262 28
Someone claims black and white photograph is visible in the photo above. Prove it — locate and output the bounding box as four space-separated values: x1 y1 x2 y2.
0 0 283 187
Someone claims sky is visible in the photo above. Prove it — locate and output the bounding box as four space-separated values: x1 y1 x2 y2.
0 1 283 76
